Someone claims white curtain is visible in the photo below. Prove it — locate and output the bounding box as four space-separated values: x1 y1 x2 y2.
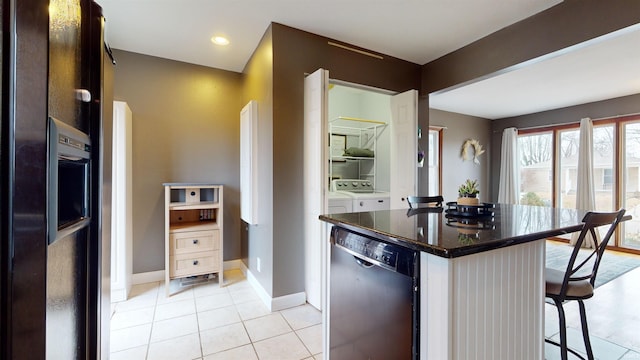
498 127 519 204
571 117 598 248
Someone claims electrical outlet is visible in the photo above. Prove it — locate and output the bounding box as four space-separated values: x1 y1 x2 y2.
257 257 261 272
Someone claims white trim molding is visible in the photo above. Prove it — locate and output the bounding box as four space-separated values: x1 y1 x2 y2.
246 269 306 312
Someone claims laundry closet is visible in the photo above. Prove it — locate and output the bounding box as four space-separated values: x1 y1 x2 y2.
303 68 418 310
327 83 392 213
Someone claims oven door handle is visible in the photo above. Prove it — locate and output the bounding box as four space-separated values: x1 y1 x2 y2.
354 257 374 269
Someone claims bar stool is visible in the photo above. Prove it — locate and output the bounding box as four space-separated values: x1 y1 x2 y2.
545 209 625 360
406 196 444 216
406 195 443 209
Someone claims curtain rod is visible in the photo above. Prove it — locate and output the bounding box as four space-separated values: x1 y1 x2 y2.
496 111 640 133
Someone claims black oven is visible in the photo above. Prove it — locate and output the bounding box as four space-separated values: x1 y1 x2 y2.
48 117 91 244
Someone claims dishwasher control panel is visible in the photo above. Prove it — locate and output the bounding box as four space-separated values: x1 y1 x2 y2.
332 226 416 277
337 234 398 269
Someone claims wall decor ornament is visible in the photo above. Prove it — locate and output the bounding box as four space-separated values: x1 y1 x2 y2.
461 139 485 164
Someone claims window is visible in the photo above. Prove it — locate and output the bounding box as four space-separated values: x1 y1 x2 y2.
518 132 552 206
622 121 640 250
427 128 442 197
517 116 640 252
603 168 613 189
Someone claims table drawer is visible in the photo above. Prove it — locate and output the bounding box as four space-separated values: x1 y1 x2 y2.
169 251 220 278
169 230 219 255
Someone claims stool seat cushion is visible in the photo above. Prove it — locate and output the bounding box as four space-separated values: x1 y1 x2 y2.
545 268 593 299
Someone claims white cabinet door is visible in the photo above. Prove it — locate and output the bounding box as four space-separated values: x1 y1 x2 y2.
240 100 258 224
111 101 133 302
390 89 418 209
303 69 328 310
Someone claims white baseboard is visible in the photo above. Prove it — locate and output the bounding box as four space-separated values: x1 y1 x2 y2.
245 269 272 309
272 291 307 311
132 270 164 285
130 261 305 311
245 269 306 312
132 260 245 285
110 288 128 303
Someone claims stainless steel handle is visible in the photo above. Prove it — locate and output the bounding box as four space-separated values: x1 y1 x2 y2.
193 260 199 266
193 239 199 244
354 257 374 269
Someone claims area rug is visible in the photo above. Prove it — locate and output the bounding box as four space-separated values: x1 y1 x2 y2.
545 241 640 288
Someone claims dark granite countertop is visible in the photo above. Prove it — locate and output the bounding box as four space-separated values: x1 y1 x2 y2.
319 203 590 258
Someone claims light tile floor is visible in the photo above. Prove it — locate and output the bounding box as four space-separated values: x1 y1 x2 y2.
110 269 322 360
544 265 640 360
112 265 640 360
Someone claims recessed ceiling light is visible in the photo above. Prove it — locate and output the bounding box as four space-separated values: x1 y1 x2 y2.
211 36 229 46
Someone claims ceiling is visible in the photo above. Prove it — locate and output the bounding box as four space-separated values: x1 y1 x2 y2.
96 0 561 72
95 0 640 119
429 24 640 119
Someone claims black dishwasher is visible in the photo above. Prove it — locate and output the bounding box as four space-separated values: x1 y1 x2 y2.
330 226 419 359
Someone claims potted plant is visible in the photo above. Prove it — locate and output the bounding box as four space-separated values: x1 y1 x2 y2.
458 231 479 245
457 179 480 206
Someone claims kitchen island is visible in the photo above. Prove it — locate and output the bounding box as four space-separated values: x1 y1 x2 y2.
320 204 589 360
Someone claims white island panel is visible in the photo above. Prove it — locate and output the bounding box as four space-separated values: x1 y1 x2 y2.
420 240 545 360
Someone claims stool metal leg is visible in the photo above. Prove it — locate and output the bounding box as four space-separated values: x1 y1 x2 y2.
545 299 588 360
578 300 594 360
555 298 569 360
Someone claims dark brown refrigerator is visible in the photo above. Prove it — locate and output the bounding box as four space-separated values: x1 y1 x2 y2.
1 0 111 358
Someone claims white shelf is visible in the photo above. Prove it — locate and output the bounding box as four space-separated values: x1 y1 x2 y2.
169 201 220 210
169 221 219 233
331 156 375 161
329 117 386 189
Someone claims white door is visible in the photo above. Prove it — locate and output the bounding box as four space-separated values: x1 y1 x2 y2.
240 100 258 224
390 89 418 209
303 68 329 310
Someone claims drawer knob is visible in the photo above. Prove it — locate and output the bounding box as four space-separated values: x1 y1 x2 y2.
193 239 199 244
193 260 199 266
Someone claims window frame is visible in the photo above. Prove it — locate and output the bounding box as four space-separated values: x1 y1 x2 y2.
516 114 640 254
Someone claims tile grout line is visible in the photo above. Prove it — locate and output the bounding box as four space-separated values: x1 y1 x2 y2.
144 281 160 360
280 310 315 358
238 308 260 360
192 285 204 360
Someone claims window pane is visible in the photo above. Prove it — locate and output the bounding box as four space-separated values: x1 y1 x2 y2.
428 130 439 196
593 125 615 212
558 129 579 209
518 132 553 206
622 122 640 250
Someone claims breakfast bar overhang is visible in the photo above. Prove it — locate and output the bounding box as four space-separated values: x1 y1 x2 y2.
320 204 590 360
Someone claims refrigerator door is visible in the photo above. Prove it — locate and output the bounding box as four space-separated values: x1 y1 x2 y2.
46 0 93 357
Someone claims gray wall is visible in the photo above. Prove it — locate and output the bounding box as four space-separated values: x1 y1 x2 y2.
430 109 491 202
270 24 422 298
422 0 640 200
241 29 275 295
422 0 640 95
241 23 422 298
112 50 243 274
